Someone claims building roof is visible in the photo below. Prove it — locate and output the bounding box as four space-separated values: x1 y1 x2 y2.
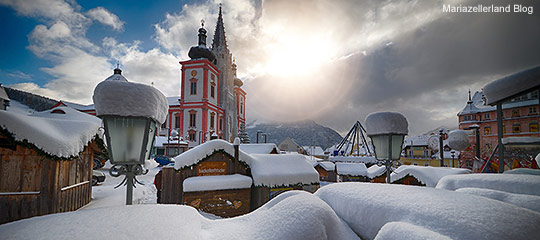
239 143 279 154
458 90 538 116
0 107 101 158
0 85 10 101
329 156 377 164
483 65 540 105
302 146 325 156
390 165 471 187
317 161 335 171
336 163 367 176
172 139 319 187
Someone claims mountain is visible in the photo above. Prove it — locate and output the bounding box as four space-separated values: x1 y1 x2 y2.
245 120 343 150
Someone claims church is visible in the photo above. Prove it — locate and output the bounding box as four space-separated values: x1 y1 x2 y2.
161 6 246 147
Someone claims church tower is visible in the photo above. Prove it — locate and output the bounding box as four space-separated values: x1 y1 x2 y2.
179 21 224 146
211 5 238 141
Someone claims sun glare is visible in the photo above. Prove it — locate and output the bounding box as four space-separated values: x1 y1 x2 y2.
262 32 336 77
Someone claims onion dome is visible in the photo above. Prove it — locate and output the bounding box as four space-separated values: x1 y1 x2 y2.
104 66 128 82
234 77 243 87
188 20 216 63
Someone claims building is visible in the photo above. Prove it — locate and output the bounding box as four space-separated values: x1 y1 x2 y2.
0 106 104 224
278 137 303 153
457 90 539 166
168 6 246 147
401 134 459 167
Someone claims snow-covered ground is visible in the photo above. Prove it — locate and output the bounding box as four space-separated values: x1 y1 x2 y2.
2 167 540 239
84 161 160 210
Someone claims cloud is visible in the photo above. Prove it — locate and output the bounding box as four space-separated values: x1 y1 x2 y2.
86 7 124 31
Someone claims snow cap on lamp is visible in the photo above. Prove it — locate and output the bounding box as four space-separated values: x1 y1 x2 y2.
93 68 168 124
364 112 408 136
447 130 470 151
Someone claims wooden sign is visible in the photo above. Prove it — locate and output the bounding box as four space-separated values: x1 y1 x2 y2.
197 161 227 176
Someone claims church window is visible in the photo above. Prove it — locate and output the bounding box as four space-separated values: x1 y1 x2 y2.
240 102 243 114
175 115 180 129
512 124 521 133
189 112 196 128
219 118 223 131
210 113 215 129
530 122 539 132
190 82 197 95
211 85 215 98
189 132 196 142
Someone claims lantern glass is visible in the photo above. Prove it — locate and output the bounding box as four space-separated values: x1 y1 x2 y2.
104 117 153 165
371 134 405 160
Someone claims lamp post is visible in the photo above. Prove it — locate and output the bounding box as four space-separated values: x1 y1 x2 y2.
451 150 455 168
93 67 168 205
365 112 408 184
465 124 480 161
262 133 268 143
439 129 445 167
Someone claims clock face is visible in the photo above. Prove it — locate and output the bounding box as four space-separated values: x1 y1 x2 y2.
191 70 197 77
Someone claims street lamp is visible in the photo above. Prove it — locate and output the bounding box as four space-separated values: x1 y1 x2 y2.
93 67 168 205
451 150 456 168
447 129 470 168
465 124 480 161
256 130 263 144
365 112 408 184
439 129 445 167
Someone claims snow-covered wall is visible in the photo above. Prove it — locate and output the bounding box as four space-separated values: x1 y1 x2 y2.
391 165 471 187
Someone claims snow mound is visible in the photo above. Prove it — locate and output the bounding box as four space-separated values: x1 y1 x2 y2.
93 76 168 124
205 191 359 240
504 168 540 176
456 187 540 213
183 174 252 192
391 165 471 187
0 205 206 240
329 156 377 163
1 191 359 240
436 173 540 196
364 112 408 135
317 161 336 171
374 221 452 240
447 130 469 151
315 183 540 240
0 109 101 158
239 143 279 154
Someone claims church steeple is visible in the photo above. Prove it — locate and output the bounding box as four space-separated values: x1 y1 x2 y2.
212 4 228 51
188 20 216 63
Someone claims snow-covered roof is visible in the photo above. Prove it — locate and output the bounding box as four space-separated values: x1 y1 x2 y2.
458 90 538 115
403 135 428 147
173 140 319 187
436 173 540 196
302 146 325 156
93 72 168 124
183 174 252 192
329 156 377 164
367 165 386 178
482 65 540 105
239 143 279 154
316 183 540 240
0 108 101 158
501 137 540 145
167 96 180 106
250 154 320 187
0 86 9 100
391 165 471 187
316 161 335 171
336 163 367 176
58 101 95 111
173 139 253 169
364 111 408 135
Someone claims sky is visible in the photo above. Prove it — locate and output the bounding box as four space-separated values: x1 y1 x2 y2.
1 0 539 136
